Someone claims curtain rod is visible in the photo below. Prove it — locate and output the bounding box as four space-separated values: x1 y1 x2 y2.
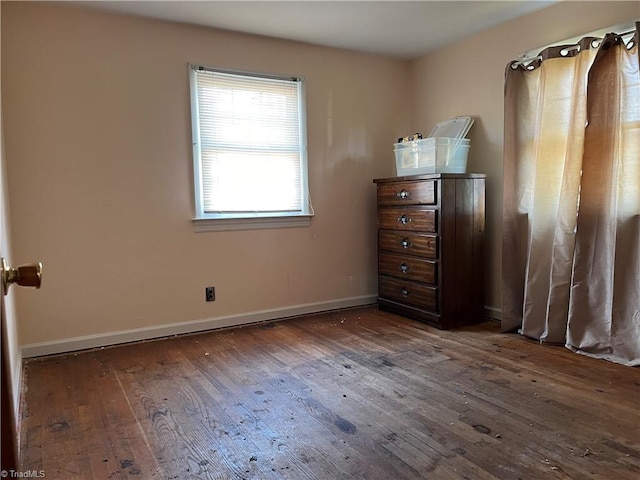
512 30 636 70
516 21 638 63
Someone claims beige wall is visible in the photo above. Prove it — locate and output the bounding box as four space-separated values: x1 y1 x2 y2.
411 1 639 311
1 2 411 349
2 1 638 352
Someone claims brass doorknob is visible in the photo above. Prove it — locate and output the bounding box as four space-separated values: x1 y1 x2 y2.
1 258 43 295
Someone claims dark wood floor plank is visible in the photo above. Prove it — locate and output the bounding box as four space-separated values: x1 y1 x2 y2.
289 337 546 479
172 349 333 479
19 306 640 480
109 340 244 479
205 327 419 480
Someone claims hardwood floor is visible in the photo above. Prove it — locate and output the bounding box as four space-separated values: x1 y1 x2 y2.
18 306 640 479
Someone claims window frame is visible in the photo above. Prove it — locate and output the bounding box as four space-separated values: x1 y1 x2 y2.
189 64 312 232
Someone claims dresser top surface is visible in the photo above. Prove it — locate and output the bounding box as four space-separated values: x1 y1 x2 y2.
373 173 486 184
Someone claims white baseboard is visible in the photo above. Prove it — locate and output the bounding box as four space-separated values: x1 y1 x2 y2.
484 305 502 321
21 295 378 359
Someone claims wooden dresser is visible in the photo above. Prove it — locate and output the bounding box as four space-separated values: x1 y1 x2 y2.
373 174 486 329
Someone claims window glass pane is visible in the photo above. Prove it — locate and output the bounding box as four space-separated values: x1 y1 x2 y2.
202 151 301 212
191 67 308 218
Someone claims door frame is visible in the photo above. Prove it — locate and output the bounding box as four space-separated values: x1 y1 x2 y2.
1 289 19 471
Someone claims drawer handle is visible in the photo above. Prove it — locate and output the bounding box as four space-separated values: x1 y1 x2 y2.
400 238 411 248
396 189 411 199
401 287 410 297
400 263 410 273
398 215 411 225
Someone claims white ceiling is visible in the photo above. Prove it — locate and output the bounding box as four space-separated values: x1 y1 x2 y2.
71 1 559 60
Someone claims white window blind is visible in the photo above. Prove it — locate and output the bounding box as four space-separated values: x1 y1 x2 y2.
190 66 310 223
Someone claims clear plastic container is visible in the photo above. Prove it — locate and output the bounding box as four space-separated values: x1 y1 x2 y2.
394 138 470 175
394 116 473 176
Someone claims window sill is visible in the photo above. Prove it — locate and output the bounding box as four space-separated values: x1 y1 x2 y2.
193 213 313 232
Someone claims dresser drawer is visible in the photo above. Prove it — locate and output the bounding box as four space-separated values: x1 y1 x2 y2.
379 253 437 284
378 230 438 258
378 207 437 232
377 180 436 206
378 276 438 312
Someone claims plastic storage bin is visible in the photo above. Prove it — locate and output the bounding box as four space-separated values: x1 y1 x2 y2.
394 116 473 176
394 137 470 175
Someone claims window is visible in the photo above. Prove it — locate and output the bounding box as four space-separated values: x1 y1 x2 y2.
189 65 312 231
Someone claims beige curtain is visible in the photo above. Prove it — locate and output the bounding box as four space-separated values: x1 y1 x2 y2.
503 23 640 366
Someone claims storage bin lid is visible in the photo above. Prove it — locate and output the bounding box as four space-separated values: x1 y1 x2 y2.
427 116 474 139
